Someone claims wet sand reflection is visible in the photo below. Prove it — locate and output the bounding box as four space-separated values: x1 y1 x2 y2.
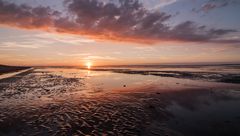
0 68 240 136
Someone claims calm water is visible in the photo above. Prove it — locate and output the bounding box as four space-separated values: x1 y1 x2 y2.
39 64 240 91
94 64 240 73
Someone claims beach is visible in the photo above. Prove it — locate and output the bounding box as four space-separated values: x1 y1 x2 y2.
1 0 240 135
0 65 240 136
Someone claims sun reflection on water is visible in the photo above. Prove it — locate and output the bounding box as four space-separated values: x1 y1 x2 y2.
86 62 92 69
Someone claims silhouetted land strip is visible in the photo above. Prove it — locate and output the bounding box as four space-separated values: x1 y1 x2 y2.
0 65 31 75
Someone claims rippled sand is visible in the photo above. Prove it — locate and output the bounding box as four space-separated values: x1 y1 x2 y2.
0 68 240 136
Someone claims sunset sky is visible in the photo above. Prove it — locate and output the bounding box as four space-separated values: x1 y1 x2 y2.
0 0 240 66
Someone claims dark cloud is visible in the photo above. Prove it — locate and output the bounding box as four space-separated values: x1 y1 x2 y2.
209 29 237 35
170 21 238 42
0 0 238 44
0 0 60 29
198 0 239 13
201 3 218 12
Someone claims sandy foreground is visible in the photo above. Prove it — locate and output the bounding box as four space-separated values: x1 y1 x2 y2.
0 68 240 136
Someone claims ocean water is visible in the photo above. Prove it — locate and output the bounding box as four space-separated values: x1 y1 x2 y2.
36 64 240 93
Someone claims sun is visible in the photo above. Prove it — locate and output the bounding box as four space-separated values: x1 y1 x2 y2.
86 62 92 69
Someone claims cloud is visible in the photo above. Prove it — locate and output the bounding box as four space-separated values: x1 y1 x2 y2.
56 52 117 60
0 0 59 29
169 21 238 42
197 0 239 13
57 52 91 57
0 0 239 44
35 33 95 45
139 0 177 9
1 41 44 49
83 55 117 60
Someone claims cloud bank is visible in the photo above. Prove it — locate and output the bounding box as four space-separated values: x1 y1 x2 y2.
0 0 239 44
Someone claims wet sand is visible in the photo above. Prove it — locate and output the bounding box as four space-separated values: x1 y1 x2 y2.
0 68 240 136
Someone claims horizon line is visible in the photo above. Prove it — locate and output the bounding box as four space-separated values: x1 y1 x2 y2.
2 62 240 67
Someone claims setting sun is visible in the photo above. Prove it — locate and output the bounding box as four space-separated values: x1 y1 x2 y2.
86 62 92 69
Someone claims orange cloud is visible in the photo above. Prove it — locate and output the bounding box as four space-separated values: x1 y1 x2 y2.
0 0 239 45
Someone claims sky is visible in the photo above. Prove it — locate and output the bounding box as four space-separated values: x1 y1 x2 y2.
0 0 240 66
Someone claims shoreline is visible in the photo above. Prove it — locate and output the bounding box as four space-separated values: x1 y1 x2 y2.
0 65 31 75
0 68 33 80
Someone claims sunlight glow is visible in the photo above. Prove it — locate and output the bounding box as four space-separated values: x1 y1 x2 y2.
86 62 92 69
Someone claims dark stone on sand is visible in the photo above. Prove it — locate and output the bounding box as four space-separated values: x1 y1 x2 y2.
220 75 240 83
148 105 155 109
224 120 231 123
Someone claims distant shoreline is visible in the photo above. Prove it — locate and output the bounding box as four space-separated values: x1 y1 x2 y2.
0 65 31 75
29 63 240 69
